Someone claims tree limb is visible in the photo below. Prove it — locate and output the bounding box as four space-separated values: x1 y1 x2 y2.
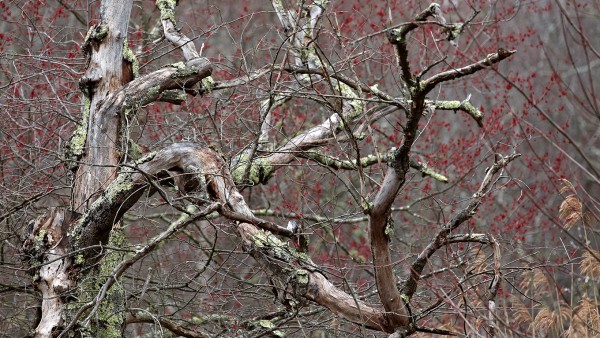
402 153 519 299
128 311 211 338
157 0 201 61
421 49 516 94
387 3 441 87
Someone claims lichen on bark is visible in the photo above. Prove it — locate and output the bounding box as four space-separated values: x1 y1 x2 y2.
122 39 139 78
82 24 109 53
75 229 128 338
156 0 178 22
65 96 91 170
231 155 273 185
200 76 215 93
169 61 200 78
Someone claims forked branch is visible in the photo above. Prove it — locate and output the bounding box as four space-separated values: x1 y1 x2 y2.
387 3 441 87
402 153 519 299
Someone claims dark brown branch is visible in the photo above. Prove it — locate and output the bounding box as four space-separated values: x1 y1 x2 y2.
128 311 211 338
367 82 437 331
387 3 441 87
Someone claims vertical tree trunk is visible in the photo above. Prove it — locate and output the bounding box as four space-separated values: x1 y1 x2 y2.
73 0 133 212
27 1 133 337
70 1 133 337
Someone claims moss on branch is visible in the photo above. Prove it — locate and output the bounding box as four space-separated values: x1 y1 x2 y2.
156 0 178 22
409 160 448 183
65 96 91 170
200 76 215 94
301 150 447 182
231 155 273 186
429 99 483 127
122 39 139 78
82 24 109 54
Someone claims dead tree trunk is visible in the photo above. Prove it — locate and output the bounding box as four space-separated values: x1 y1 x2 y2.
21 1 516 337
22 0 212 336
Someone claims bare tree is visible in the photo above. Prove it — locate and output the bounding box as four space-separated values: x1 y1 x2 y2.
1 1 529 337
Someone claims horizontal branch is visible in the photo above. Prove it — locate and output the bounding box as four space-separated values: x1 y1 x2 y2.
219 208 294 237
128 310 211 338
421 49 515 94
427 99 483 128
121 58 212 109
301 150 448 182
252 209 367 224
209 68 271 91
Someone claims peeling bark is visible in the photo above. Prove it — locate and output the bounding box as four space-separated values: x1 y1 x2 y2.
73 0 134 212
23 0 213 335
23 209 79 337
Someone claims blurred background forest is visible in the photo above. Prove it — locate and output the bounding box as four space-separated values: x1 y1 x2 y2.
0 0 598 337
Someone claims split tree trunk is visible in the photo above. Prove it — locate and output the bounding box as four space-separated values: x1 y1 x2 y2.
29 1 135 336
22 1 213 336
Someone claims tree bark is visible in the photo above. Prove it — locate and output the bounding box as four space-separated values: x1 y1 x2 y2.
73 0 133 212
22 0 214 336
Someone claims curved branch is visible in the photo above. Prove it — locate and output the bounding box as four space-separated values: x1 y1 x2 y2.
387 3 441 87
121 57 212 108
402 153 519 299
157 0 201 60
60 143 405 332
